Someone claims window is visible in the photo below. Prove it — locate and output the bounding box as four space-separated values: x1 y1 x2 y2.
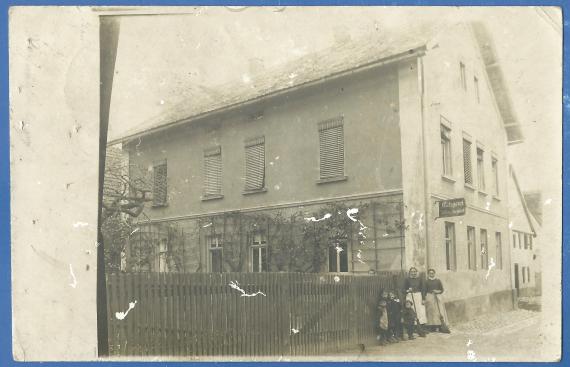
441 125 452 177
158 238 168 272
522 266 526 283
495 232 503 270
527 267 531 282
474 76 480 102
329 241 348 272
528 235 532 250
318 117 344 180
524 234 529 250
207 234 223 273
480 229 488 270
518 232 523 249
463 139 473 185
477 147 485 191
460 62 467 90
467 226 477 270
203 146 222 197
445 222 457 271
492 157 499 196
244 136 265 191
152 161 168 206
513 233 517 248
250 232 268 272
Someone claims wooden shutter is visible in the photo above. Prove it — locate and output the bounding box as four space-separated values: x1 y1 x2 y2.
244 136 265 190
204 146 222 196
318 117 344 179
153 162 167 206
463 139 473 184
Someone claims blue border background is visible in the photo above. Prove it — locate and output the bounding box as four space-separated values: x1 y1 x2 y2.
0 1 566 366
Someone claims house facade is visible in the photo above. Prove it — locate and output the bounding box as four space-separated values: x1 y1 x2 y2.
112 21 522 322
508 165 541 297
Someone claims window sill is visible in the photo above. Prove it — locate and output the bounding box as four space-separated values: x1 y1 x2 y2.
201 194 224 201
151 203 168 208
464 183 475 191
441 175 456 183
492 195 501 201
242 188 268 195
478 190 488 196
316 175 348 185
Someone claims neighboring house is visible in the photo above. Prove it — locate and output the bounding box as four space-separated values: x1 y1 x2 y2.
508 165 541 297
109 21 523 322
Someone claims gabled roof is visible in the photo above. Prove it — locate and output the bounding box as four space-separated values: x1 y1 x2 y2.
109 22 444 145
109 20 521 146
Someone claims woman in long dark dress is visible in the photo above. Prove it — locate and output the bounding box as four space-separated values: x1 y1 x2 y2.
402 267 427 336
424 268 449 332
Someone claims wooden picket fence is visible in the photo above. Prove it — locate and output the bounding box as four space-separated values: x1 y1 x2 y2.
106 272 403 357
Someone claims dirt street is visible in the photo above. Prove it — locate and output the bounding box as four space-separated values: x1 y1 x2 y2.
329 309 544 362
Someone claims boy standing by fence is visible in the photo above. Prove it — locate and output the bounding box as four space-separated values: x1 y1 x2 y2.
387 291 402 342
402 300 417 340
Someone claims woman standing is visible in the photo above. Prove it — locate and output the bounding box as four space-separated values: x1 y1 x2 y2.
425 268 450 332
402 267 427 336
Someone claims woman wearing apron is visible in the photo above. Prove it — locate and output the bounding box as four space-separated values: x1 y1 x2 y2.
403 267 428 336
425 268 450 332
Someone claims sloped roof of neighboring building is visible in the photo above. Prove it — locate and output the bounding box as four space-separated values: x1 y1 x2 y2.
509 165 539 235
523 191 543 226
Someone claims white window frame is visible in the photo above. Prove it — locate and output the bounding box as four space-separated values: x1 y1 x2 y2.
328 241 348 273
495 232 503 270
445 222 457 271
480 229 488 270
491 155 499 197
477 145 486 192
250 232 268 273
440 121 453 178
467 226 477 271
207 234 224 273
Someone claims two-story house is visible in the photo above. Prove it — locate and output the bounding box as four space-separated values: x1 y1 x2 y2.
109 20 523 322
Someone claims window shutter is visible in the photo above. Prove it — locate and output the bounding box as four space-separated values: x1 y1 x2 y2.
204 146 222 196
244 136 265 190
318 117 344 179
463 140 473 184
153 162 167 206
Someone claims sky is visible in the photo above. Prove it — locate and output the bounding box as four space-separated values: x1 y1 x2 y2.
107 6 562 198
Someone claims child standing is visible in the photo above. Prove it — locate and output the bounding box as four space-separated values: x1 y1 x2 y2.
402 300 417 340
387 291 402 342
377 299 390 345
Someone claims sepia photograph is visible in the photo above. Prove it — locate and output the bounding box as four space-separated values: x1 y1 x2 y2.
8 5 563 362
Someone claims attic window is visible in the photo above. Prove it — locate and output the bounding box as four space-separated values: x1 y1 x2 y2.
460 62 467 90
474 76 480 102
152 161 167 207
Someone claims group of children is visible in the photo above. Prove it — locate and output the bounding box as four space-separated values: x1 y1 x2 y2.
376 289 425 345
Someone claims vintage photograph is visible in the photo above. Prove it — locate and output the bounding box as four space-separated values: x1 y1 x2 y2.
9 5 562 362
